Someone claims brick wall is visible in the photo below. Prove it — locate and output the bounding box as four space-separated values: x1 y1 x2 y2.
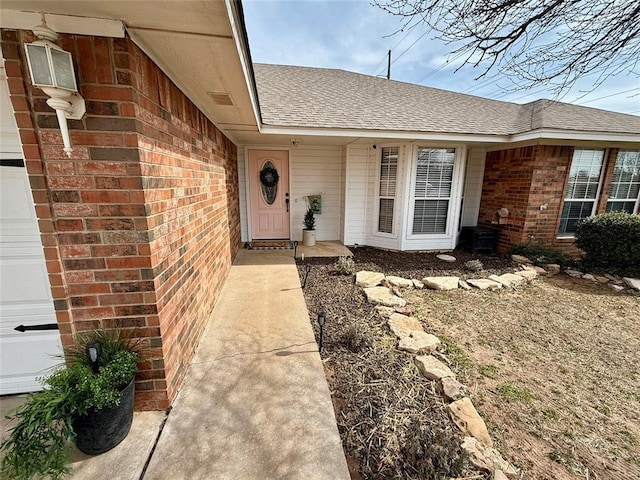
478 146 536 249
478 145 626 255
1 30 240 410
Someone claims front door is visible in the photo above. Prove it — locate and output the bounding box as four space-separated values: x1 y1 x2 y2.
248 150 290 239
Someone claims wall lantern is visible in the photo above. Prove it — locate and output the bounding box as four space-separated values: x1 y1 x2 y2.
24 15 85 157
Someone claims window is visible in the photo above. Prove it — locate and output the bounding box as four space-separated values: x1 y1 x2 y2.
558 149 604 236
412 148 455 234
606 150 640 214
378 147 398 234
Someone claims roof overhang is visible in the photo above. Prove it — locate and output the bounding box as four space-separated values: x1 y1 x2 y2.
254 124 640 148
0 0 261 145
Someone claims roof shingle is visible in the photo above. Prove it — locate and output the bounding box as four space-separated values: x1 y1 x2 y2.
254 64 640 136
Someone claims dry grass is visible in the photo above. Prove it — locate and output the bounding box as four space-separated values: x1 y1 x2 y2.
410 275 640 480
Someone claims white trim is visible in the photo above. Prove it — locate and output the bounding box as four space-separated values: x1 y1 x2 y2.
404 145 466 249
605 149 640 214
372 145 400 239
0 10 124 37
260 125 509 143
557 148 607 238
224 0 262 131
244 146 292 241
510 129 640 144
259 125 640 145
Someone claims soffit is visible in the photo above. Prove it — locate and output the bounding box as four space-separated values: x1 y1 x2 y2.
0 1 259 144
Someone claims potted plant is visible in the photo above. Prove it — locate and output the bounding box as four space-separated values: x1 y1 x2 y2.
1 330 139 480
303 209 316 246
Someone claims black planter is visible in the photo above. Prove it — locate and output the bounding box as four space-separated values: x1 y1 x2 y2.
72 378 135 455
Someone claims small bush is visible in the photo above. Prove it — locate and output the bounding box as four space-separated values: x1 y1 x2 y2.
575 212 640 276
510 242 573 267
334 256 356 275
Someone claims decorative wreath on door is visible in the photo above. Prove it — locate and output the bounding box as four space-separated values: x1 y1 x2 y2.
259 165 280 188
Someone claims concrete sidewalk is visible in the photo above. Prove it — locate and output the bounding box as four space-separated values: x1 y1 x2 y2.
144 249 350 479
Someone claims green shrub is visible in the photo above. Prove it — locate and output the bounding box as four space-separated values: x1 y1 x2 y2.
575 212 640 276
1 332 138 480
510 242 574 268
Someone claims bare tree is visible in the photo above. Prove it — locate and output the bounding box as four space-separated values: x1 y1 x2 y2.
374 0 640 94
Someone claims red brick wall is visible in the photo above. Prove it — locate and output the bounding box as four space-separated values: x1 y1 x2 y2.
478 146 536 249
1 30 240 410
478 145 627 255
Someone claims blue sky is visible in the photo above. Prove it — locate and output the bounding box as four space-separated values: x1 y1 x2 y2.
243 0 640 115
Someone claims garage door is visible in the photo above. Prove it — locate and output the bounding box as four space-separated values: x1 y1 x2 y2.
0 65 62 394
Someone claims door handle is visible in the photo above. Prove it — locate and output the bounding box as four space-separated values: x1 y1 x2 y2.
285 192 290 212
14 323 59 332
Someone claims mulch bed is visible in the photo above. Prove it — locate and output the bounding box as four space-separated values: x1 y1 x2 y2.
297 247 517 480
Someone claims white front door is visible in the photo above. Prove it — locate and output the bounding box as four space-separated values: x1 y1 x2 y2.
248 150 290 240
0 67 61 394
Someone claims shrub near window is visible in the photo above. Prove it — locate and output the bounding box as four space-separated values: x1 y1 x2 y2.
575 212 640 276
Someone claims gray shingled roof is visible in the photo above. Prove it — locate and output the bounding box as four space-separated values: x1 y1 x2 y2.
254 64 640 136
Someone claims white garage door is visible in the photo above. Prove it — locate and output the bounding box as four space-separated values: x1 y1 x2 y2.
0 65 62 394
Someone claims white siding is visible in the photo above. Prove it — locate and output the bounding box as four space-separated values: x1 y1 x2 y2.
290 146 342 241
239 146 342 242
339 146 347 243
237 148 249 242
343 145 370 245
461 148 486 227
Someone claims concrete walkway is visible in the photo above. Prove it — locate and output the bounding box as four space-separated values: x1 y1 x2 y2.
144 249 350 480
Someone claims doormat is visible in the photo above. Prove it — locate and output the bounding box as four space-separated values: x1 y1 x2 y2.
245 241 294 250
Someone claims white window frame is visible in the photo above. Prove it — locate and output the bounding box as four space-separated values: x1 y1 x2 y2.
606 149 640 214
373 145 401 239
406 145 466 242
557 148 606 238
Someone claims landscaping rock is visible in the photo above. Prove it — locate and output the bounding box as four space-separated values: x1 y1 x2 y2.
565 269 584 278
544 263 560 275
489 273 524 288
467 278 502 290
398 331 440 354
375 305 396 318
494 470 510 480
356 271 385 288
462 436 518 478
533 266 547 275
448 398 493 447
394 305 414 315
623 277 640 291
363 286 406 307
386 275 414 288
511 254 532 264
605 273 620 281
514 269 537 281
422 276 460 291
412 279 424 289
459 279 471 290
391 286 404 298
415 355 454 380
440 376 465 401
595 275 610 284
464 259 484 271
609 284 626 292
388 313 424 338
437 254 457 262
582 273 596 281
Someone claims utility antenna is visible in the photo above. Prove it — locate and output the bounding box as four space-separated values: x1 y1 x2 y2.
386 49 391 79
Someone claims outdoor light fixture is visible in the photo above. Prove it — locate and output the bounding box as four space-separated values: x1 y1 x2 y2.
317 312 326 352
24 14 85 157
85 341 102 374
302 264 312 289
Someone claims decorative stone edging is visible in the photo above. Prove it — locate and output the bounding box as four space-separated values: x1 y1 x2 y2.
353 256 638 479
359 274 520 479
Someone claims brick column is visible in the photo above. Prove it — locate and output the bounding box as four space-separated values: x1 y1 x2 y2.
2 30 240 410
